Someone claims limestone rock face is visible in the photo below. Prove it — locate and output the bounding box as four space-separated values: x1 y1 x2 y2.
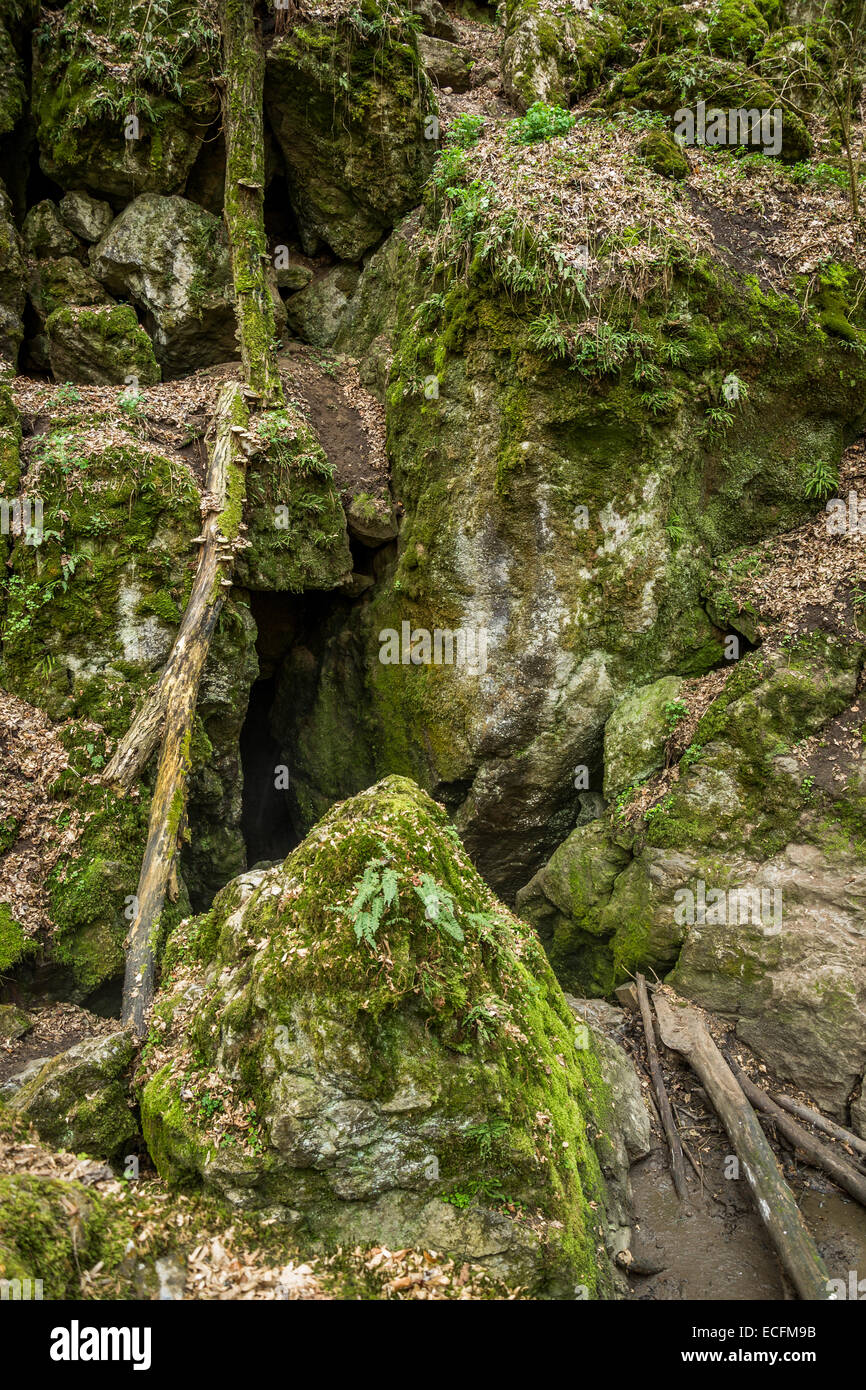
46 304 161 386
89 195 237 377
8 1032 138 1158
0 180 25 366
141 776 631 1297
603 675 684 801
502 0 625 111
265 10 436 259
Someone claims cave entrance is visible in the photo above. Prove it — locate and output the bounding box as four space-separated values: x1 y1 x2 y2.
239 673 297 867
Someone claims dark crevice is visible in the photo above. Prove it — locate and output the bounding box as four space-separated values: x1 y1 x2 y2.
239 674 297 867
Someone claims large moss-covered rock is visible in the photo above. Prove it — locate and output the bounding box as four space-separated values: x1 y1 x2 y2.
602 54 811 162
603 675 683 800
521 634 866 1117
8 1032 138 1158
502 0 626 111
264 6 436 259
141 776 625 1297
32 0 219 198
282 204 866 896
89 195 237 377
46 304 161 386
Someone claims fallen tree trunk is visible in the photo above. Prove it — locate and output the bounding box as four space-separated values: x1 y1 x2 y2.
654 995 832 1301
729 1059 866 1209
636 974 688 1200
770 1090 866 1161
121 385 247 1035
118 0 283 1037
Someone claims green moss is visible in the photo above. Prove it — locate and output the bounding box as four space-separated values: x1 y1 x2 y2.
0 902 35 972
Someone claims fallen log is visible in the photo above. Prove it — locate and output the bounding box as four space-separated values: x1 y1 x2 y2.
635 974 688 1201
654 995 832 1301
770 1090 866 1161
729 1059 866 1209
121 384 247 1037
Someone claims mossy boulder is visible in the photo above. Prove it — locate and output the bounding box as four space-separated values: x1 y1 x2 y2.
140 776 625 1298
637 128 690 178
29 257 113 323
89 195 237 377
0 1004 32 1041
502 0 626 111
264 7 436 259
46 305 161 386
32 0 219 199
22 201 82 261
8 1032 139 1158
0 1170 133 1296
233 404 353 593
603 675 684 800
602 54 812 162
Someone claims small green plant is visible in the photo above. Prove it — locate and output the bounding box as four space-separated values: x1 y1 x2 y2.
343 857 465 949
803 459 839 500
198 1093 223 1120
508 101 575 144
465 1118 509 1161
54 382 81 404
666 511 686 546
446 113 484 148
800 775 815 801
664 698 689 732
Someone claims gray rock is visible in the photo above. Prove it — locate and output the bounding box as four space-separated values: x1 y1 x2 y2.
59 191 114 244
416 34 475 92
45 304 161 387
346 491 399 547
284 265 361 348
406 0 460 42
90 194 237 376
0 1004 33 1042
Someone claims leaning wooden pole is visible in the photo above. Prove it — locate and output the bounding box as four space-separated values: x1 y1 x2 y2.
635 974 688 1201
119 0 282 1037
654 995 832 1301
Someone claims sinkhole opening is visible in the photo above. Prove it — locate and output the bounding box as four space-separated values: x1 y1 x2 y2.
239 673 297 868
